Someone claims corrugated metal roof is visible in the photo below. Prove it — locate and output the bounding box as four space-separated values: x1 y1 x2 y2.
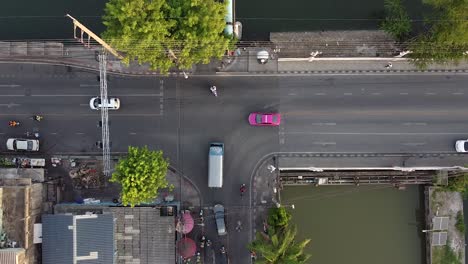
0 248 25 264
42 214 115 264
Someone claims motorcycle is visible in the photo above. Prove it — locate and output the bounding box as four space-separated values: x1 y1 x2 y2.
200 236 206 249
240 184 246 197
8 121 20 127
210 86 218 97
32 115 43 121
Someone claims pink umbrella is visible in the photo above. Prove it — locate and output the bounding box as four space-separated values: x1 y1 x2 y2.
176 212 194 234
177 237 196 258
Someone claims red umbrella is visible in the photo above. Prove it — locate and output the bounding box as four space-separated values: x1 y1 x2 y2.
176 212 194 234
177 237 196 258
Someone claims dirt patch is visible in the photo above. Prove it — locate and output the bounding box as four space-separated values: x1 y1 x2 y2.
429 188 465 264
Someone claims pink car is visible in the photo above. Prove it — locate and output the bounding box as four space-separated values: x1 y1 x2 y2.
248 113 281 126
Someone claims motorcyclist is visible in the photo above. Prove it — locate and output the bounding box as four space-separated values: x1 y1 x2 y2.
220 245 226 254
210 86 217 96
33 115 43 121
9 121 19 127
240 184 247 196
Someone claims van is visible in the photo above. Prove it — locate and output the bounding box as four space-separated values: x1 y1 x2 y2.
208 143 224 188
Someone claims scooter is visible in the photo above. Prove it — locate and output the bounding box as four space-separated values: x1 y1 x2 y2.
8 121 20 127
210 86 218 97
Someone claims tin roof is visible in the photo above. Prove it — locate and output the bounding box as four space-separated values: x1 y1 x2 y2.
42 214 115 264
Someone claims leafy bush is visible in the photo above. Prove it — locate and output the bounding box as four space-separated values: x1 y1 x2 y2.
445 174 468 196
380 0 411 40
455 211 465 234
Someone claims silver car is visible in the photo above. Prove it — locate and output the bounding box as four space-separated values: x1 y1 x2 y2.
214 204 227 236
89 97 120 110
6 138 39 151
455 140 468 152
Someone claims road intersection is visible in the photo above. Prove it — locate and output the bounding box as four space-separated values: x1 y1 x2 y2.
1 63 468 262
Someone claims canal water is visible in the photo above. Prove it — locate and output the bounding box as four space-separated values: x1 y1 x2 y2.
281 185 425 264
1 0 428 40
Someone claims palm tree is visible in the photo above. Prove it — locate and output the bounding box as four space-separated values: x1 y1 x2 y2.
248 224 311 264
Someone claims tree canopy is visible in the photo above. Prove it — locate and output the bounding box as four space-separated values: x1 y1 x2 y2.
380 0 412 40
102 0 234 73
111 146 170 207
248 207 311 264
409 0 468 66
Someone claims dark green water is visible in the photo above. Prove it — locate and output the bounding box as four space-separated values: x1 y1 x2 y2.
281 185 425 264
1 0 428 40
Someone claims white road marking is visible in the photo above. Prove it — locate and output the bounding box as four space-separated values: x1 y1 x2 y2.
288 93 297 96
399 92 409 95
344 93 352 96
285 132 464 135
402 142 426 146
315 93 326 96
452 92 464 95
75 132 84 135
402 122 427 126
29 93 163 97
0 133 5 135
79 84 99 87
129 132 137 135
313 142 337 145
0 103 20 108
311 122 337 126
0 84 21 87
371 92 381 95
50 132 58 135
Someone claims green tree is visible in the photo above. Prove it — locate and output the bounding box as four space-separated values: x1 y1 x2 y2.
409 0 468 67
267 207 292 231
111 146 170 207
102 0 234 73
248 225 311 264
380 0 412 40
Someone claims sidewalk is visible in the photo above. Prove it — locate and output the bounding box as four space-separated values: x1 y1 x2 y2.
1 39 467 77
45 156 200 208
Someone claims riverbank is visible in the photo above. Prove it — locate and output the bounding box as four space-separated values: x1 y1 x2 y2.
427 187 465 264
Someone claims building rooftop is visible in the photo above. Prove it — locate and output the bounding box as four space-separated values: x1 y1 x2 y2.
42 213 115 264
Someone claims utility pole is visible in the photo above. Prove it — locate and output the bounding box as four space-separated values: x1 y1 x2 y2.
99 53 111 177
67 14 113 177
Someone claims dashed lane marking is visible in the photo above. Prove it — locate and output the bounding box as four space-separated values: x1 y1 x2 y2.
402 122 427 126
313 142 337 145
402 142 426 146
0 84 21 87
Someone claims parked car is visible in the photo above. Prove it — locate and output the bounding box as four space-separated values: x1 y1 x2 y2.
248 113 281 126
89 97 120 110
214 204 227 236
6 138 39 151
455 140 468 152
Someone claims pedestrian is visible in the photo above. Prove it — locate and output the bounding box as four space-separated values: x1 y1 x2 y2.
235 220 243 232
385 62 393 69
240 184 246 196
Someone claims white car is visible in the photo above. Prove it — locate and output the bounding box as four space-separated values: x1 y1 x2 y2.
455 140 468 152
214 204 227 236
89 97 120 110
6 138 39 151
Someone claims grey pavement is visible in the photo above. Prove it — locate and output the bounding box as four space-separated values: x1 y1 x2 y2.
2 64 468 263
1 40 468 77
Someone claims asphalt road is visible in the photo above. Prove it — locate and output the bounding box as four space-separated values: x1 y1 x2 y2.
1 64 468 262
